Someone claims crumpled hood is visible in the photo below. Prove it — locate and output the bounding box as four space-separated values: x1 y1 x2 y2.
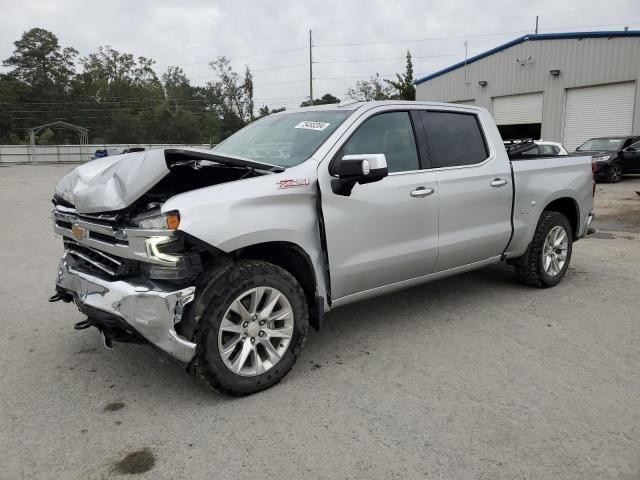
55 148 172 213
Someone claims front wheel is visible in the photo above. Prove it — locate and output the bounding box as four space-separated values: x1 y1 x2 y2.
191 260 308 396
515 211 573 288
607 161 623 183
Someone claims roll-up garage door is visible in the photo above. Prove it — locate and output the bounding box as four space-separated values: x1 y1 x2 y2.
492 92 543 125
562 82 636 151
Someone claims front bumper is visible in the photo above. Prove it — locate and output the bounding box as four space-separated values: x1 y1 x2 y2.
55 253 197 363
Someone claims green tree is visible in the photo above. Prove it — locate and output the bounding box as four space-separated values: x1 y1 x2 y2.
300 93 340 107
385 51 415 100
243 66 254 120
162 66 192 101
346 73 392 101
2 28 77 92
209 56 254 123
257 105 286 118
77 46 162 99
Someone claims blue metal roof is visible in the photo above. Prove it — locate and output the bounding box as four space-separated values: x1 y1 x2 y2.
414 30 640 85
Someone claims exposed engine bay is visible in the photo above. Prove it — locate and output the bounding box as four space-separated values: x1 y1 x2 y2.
52 148 280 289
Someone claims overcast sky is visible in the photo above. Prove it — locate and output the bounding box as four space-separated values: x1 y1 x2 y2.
1 0 638 109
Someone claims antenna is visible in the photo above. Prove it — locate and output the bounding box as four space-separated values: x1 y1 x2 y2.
535 15 539 34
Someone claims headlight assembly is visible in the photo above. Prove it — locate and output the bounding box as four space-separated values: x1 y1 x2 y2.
133 210 180 230
145 236 182 263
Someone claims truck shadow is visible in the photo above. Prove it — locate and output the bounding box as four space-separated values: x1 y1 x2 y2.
61 263 526 402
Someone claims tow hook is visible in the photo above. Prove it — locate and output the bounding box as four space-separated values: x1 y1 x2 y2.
100 330 113 350
49 292 73 303
74 319 92 330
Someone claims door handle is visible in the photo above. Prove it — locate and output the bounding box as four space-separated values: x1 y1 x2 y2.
410 187 435 198
490 178 508 187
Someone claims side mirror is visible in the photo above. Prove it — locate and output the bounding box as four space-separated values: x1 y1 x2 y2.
332 154 388 196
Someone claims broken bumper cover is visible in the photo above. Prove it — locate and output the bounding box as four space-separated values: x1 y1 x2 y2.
55 253 197 363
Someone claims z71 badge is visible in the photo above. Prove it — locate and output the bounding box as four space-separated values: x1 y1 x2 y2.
277 178 310 189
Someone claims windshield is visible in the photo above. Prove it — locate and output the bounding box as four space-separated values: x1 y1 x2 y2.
577 138 624 151
213 110 352 167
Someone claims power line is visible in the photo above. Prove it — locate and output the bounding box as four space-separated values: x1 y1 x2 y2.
154 46 307 69
314 30 532 48
253 63 307 73
313 52 466 64
314 22 640 48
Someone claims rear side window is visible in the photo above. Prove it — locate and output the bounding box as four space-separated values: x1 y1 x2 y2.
419 111 488 168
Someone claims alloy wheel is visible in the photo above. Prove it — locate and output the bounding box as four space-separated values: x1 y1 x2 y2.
217 287 294 377
542 226 569 277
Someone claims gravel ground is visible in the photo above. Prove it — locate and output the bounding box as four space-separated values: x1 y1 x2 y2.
1 165 639 480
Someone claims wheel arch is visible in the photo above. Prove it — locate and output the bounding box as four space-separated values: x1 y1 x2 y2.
234 241 322 330
543 196 580 239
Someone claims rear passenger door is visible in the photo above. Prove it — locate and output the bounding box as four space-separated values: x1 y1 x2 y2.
416 109 513 272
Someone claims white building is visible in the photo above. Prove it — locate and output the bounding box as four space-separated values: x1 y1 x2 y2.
414 31 640 150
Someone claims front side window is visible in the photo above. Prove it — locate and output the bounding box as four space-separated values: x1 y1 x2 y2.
420 111 488 168
214 110 352 168
341 112 420 173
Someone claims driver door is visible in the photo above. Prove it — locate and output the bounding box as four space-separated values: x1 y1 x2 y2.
318 110 439 303
622 140 640 173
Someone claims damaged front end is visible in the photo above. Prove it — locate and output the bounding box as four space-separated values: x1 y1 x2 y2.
50 148 278 361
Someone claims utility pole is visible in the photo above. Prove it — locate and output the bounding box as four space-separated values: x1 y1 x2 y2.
463 41 469 86
309 29 314 105
535 15 539 34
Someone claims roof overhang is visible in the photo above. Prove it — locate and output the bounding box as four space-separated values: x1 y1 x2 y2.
414 30 640 85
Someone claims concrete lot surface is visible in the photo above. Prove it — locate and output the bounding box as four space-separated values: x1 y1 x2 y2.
1 165 639 479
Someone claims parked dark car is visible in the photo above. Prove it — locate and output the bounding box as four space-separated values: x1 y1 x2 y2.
621 140 640 176
574 136 640 183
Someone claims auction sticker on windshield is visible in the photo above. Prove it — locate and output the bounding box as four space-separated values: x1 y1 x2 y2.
295 121 330 131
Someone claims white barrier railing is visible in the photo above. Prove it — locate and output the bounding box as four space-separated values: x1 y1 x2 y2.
0 144 212 164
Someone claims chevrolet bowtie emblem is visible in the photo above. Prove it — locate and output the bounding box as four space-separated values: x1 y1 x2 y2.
71 223 87 241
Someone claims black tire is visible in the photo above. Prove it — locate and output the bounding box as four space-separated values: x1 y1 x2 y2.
515 211 573 288
191 260 308 396
607 160 623 183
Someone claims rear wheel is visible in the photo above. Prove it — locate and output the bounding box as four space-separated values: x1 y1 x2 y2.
191 260 308 396
515 211 573 288
607 161 623 183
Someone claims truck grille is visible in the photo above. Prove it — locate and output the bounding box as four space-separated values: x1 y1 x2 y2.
63 238 134 278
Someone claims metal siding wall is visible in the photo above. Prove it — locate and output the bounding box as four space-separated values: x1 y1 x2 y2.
416 37 640 141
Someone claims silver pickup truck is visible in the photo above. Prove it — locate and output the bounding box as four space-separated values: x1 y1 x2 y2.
50 101 594 395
